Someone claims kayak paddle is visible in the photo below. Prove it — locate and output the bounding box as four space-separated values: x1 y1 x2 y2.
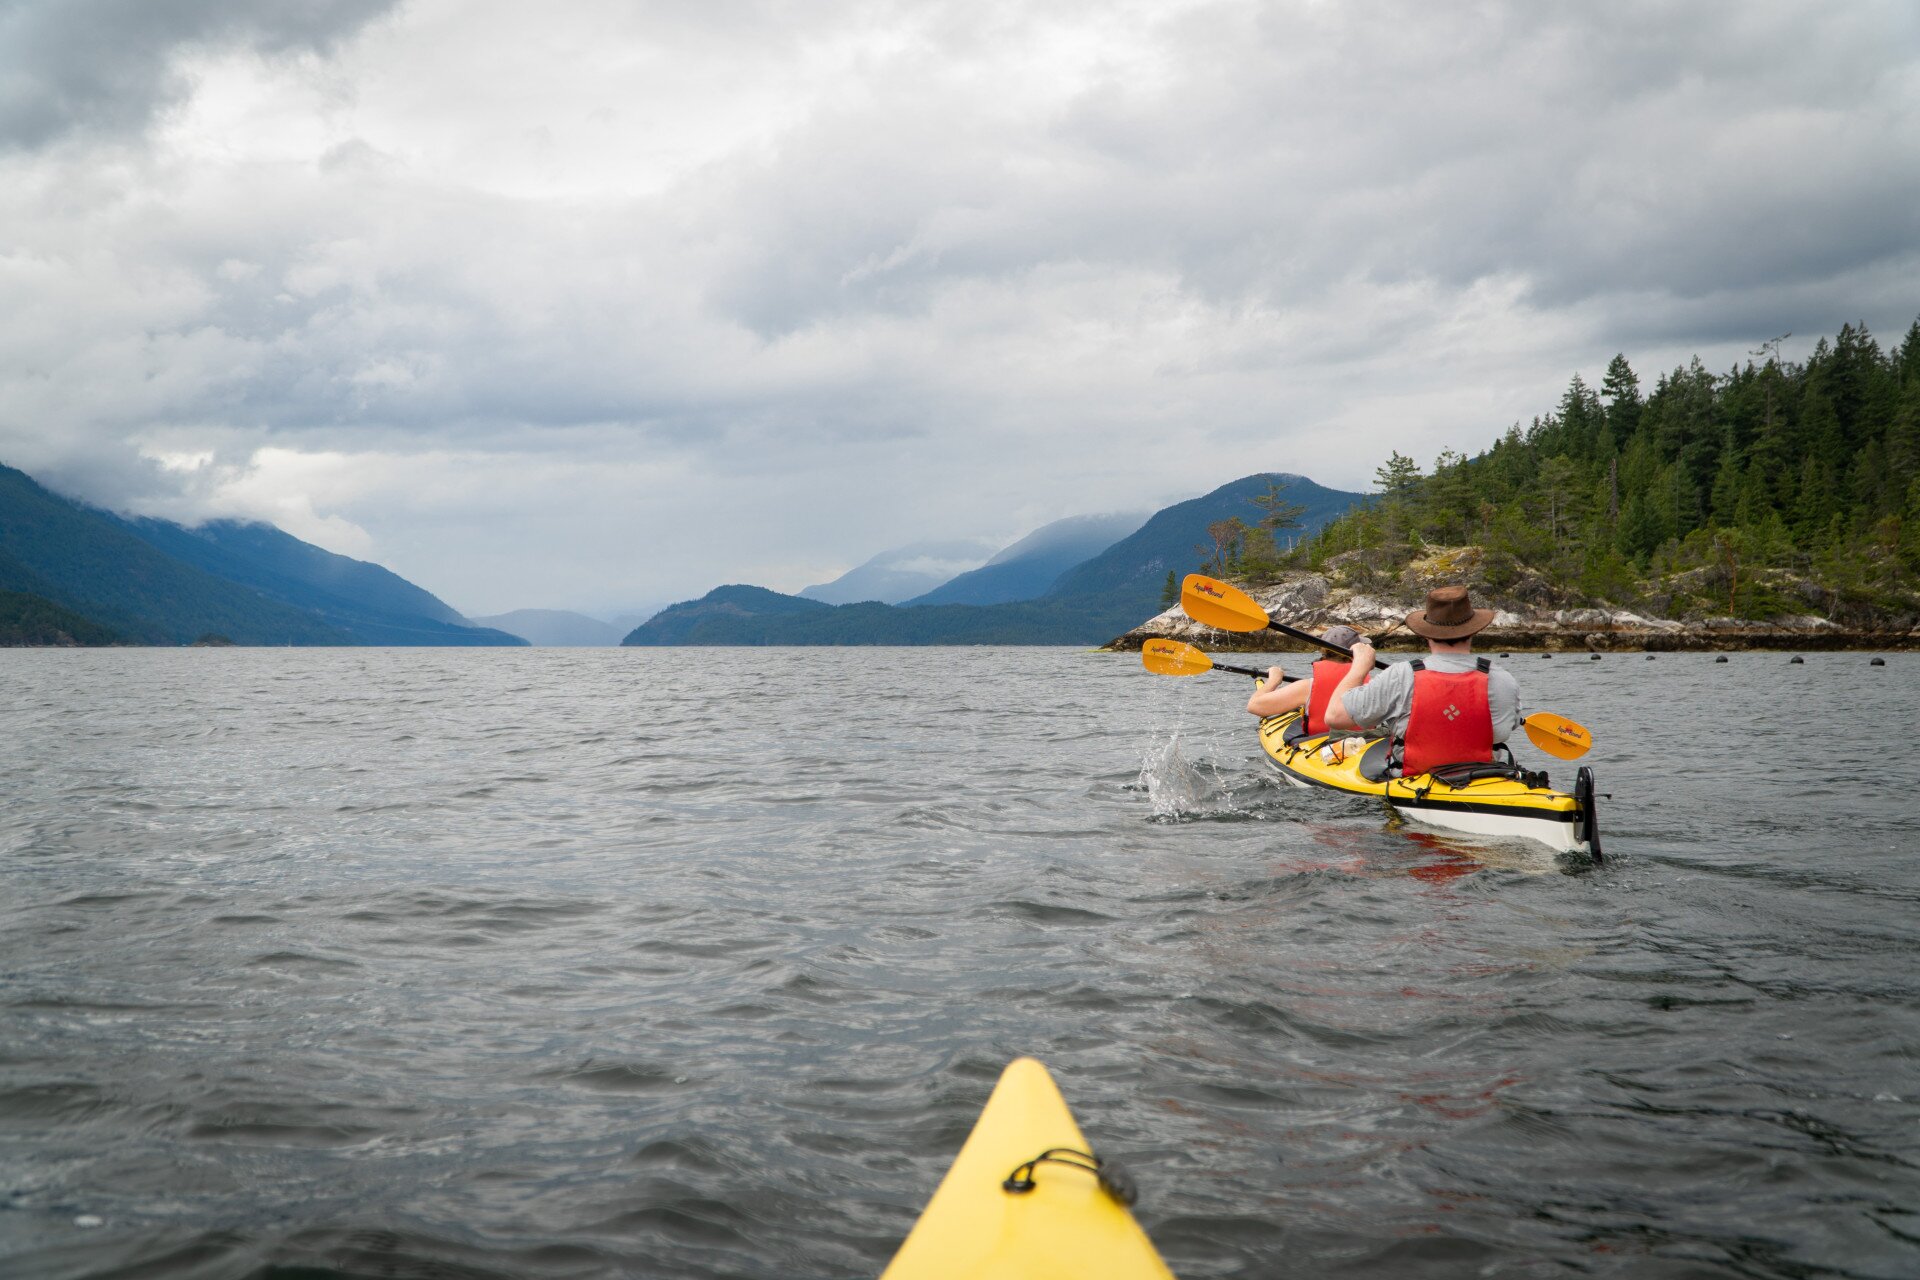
1181 575 1391 669
1141 638 1295 680
1521 712 1592 760
1179 574 1593 759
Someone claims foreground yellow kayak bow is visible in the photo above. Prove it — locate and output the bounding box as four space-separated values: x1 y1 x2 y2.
880 1058 1175 1279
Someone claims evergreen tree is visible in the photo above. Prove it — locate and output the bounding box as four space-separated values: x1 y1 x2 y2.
1374 452 1422 501
1602 353 1641 446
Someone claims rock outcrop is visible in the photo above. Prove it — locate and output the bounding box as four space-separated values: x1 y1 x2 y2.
1108 548 1920 652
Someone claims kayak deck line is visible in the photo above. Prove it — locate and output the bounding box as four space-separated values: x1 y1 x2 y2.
1258 710 1599 857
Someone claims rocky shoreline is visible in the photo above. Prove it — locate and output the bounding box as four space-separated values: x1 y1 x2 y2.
1106 558 1920 653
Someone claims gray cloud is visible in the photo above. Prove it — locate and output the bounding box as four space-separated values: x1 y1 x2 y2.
0 0 398 149
1 0 1917 612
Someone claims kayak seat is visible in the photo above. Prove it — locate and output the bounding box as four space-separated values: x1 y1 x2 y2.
1378 740 1522 782
1356 739 1394 782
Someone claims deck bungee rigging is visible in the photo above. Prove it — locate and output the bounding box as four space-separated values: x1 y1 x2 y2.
879 1058 1175 1279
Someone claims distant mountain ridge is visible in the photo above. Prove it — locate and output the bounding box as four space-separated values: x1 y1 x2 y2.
1044 473 1363 605
0 464 355 645
630 584 832 644
623 586 1145 646
469 608 624 646
114 515 523 646
625 473 1368 646
799 539 999 604
0 461 524 646
903 512 1146 606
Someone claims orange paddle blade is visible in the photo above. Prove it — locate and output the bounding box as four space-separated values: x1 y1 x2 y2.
1141 638 1215 676
1524 712 1593 760
1180 574 1270 632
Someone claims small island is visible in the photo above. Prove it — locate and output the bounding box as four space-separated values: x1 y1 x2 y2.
1112 322 1920 652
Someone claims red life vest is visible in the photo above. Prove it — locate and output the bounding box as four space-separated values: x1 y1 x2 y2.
1305 659 1366 734
1398 658 1494 778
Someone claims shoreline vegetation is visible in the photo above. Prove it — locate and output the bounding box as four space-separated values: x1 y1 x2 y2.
1113 319 1920 653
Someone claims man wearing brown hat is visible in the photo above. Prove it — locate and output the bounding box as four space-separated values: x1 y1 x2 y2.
1324 585 1521 776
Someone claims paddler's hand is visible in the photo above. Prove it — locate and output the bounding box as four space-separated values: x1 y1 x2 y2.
1263 665 1286 689
1348 640 1375 669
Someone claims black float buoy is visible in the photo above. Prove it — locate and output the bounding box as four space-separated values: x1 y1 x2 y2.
1790 656 1804 664
1542 652 1553 659
1871 657 1886 666
1715 655 1729 663
1590 653 1602 660
1646 654 1657 660
1500 652 1510 658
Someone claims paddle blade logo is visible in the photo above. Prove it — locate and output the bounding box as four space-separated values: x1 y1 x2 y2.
1142 639 1208 677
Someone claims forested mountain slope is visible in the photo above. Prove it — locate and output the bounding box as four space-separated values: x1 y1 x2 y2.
1225 319 1920 628
0 465 355 645
116 515 524 646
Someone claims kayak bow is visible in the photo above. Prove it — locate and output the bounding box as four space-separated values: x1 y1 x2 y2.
879 1058 1175 1279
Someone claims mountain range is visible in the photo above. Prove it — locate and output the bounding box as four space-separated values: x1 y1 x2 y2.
0 463 523 646
799 539 1002 605
902 512 1147 606
624 473 1366 646
0 460 1367 647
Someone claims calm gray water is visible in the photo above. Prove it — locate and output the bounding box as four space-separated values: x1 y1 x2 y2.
3 647 1917 1279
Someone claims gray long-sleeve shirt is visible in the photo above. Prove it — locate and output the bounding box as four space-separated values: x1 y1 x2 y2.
1338 653 1523 745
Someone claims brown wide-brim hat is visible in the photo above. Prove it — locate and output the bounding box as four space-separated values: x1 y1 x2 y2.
1406 585 1495 640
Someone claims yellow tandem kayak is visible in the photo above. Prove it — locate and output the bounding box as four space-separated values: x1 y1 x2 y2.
879 1058 1175 1279
1259 709 1602 858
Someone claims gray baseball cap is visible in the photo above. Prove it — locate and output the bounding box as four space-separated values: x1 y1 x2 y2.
1321 624 1362 650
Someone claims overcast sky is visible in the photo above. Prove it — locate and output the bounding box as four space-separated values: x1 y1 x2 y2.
4 0 1918 616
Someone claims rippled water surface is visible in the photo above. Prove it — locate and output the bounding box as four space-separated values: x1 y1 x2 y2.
4 647 1918 1279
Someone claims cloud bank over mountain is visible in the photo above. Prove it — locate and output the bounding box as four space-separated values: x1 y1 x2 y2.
3 0 1916 613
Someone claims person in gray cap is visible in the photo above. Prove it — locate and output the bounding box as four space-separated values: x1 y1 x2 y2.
1325 585 1522 776
1245 623 1370 733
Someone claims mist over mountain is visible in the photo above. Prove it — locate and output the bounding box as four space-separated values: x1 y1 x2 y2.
0 461 524 646
469 609 624 646
0 464 355 645
798 540 1000 605
903 512 1147 607
114 515 523 646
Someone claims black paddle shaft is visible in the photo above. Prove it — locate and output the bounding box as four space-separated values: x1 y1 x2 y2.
1210 659 1298 682
1262 618 1391 670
